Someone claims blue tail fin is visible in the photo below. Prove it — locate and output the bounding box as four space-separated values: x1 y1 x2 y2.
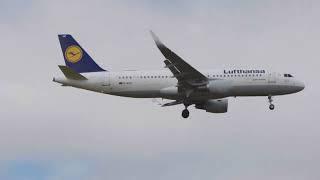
58 34 106 73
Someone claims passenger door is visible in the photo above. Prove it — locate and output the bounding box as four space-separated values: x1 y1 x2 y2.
268 72 277 84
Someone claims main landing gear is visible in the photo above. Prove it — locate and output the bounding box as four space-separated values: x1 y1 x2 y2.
268 95 275 110
182 109 189 118
181 103 191 118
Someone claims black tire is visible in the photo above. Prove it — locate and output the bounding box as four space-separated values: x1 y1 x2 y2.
182 109 189 118
269 104 275 110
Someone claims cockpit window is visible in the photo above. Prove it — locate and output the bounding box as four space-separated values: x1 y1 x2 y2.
284 74 293 77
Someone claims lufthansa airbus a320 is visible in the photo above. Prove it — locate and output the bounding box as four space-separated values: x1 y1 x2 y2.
53 32 305 118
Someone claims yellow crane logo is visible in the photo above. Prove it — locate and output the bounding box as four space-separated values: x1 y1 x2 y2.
65 45 83 63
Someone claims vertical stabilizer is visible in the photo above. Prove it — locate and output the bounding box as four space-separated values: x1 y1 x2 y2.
58 34 106 73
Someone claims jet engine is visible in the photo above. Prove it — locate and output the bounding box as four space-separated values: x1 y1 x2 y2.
195 99 228 113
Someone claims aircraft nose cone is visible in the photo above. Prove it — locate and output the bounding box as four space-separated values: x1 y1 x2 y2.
296 81 305 92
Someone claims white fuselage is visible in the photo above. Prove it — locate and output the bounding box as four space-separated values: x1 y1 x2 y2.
54 69 305 101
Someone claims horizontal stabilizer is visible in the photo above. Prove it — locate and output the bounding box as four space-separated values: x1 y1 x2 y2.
58 65 87 80
162 100 183 107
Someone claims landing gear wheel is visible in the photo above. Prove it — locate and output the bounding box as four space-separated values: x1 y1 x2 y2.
182 109 190 118
269 104 275 110
268 95 275 110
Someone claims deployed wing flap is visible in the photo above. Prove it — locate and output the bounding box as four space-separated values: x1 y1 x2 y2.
164 60 181 80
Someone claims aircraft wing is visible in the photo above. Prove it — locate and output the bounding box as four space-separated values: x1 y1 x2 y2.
150 31 208 87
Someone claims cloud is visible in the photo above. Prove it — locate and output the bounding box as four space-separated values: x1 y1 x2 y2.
0 0 319 179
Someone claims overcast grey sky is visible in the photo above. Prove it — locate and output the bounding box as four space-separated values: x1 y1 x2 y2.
0 0 319 179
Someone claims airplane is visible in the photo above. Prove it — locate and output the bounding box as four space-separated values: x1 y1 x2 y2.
53 32 305 118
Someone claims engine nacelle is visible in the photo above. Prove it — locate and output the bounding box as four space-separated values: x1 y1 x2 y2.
196 99 228 113
206 80 232 95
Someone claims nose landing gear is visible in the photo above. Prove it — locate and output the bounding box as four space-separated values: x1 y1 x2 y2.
269 104 275 110
268 96 275 110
